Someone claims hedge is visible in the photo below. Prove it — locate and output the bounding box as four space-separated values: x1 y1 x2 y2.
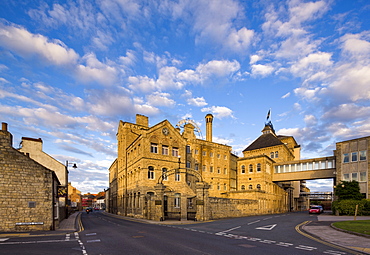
332 199 370 216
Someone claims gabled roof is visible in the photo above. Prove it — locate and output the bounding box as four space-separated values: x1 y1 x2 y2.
243 133 284 152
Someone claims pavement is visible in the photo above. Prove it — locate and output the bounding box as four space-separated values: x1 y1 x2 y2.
3 211 370 254
302 214 370 254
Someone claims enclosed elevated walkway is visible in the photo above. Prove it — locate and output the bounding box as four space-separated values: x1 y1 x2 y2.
272 156 336 182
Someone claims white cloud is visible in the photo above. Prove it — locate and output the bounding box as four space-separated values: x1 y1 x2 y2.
76 53 118 86
187 97 208 107
294 87 322 101
290 52 333 78
322 104 370 122
250 55 261 64
196 60 240 78
281 92 291 99
201 106 234 119
119 50 136 67
128 75 157 93
339 32 370 58
0 77 9 84
251 64 274 77
213 136 233 145
304 114 317 126
164 0 254 54
225 27 254 52
147 92 176 107
86 89 135 116
129 59 240 92
0 22 78 66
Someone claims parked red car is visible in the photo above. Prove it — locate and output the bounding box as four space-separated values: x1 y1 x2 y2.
309 206 323 214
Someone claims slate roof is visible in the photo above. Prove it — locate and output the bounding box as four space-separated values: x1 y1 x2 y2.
243 132 284 152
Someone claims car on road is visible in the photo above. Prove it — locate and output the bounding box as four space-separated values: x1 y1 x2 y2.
86 207 93 213
309 205 323 214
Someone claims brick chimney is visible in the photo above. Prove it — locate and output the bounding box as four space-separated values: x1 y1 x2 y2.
136 114 149 127
0 122 13 147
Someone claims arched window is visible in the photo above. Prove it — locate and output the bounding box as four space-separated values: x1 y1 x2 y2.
241 185 245 190
257 163 261 172
148 166 154 179
270 152 274 158
249 164 253 172
275 151 279 158
162 168 167 181
241 165 245 174
249 184 253 190
257 184 261 190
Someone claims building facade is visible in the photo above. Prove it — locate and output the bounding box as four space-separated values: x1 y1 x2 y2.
18 137 69 220
108 114 370 221
68 182 82 211
108 114 310 221
0 123 60 232
335 137 370 198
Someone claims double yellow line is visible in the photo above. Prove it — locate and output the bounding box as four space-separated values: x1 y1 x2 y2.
77 213 84 232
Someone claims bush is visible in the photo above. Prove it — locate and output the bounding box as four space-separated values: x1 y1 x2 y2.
332 199 370 216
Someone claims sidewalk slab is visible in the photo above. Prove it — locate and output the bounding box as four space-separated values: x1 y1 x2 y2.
58 212 79 231
303 215 370 255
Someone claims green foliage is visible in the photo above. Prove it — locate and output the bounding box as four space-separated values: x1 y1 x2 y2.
334 180 363 200
332 199 370 216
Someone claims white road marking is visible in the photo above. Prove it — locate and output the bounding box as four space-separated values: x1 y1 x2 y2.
276 242 294 247
323 250 347 255
295 245 317 251
255 224 277 230
86 239 101 243
215 226 241 235
247 220 260 225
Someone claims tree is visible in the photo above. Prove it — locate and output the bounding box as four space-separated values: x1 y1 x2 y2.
334 180 363 200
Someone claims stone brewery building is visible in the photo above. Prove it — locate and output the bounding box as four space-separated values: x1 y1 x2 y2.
108 114 369 221
0 123 60 231
108 114 298 221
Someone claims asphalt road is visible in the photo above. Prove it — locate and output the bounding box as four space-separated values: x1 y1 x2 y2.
0 211 358 255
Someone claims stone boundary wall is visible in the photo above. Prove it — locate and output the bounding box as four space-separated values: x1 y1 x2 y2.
209 197 259 219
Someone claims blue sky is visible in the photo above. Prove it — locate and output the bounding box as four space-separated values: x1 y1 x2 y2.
1 0 369 194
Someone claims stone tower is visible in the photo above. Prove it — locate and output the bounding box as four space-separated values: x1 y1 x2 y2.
205 114 213 142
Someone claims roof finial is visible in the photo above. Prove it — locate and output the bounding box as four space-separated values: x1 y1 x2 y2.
265 108 275 134
266 108 271 122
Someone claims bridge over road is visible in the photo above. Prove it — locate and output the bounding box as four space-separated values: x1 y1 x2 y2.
272 156 336 182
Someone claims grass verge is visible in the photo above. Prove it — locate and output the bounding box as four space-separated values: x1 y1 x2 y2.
332 220 370 235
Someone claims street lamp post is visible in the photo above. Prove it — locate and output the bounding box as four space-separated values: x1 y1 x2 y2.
65 161 77 218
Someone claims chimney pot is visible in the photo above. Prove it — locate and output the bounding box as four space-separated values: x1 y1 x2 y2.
2 122 8 131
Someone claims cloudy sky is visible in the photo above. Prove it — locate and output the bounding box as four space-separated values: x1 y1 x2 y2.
1 0 369 194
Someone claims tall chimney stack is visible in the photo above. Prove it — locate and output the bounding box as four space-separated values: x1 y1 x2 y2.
1 122 13 147
2 122 8 131
205 114 213 142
